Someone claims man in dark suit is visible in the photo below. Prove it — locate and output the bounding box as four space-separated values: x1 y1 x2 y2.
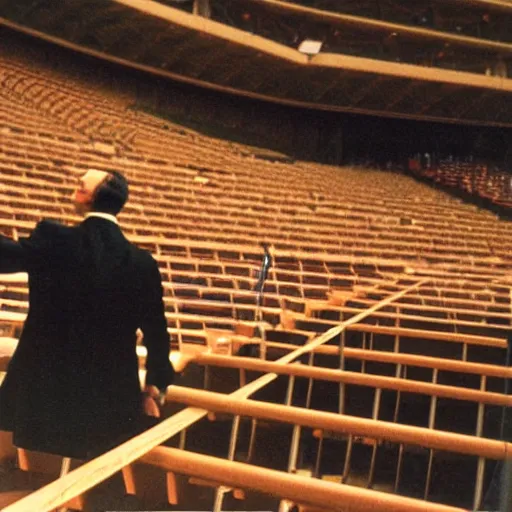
0 169 175 459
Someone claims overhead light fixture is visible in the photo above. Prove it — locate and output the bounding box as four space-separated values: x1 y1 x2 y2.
298 40 323 56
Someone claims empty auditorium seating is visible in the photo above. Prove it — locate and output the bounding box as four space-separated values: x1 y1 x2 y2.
0 34 511 512
412 160 512 212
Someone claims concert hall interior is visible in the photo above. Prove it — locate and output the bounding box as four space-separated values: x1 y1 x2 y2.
0 1 511 511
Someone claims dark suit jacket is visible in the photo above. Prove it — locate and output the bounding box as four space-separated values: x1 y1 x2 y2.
0 217 174 458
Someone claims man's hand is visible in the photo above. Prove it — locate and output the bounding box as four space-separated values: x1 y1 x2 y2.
142 385 165 418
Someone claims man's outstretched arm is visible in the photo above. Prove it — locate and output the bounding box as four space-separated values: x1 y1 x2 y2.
0 236 26 273
0 221 61 274
140 255 175 398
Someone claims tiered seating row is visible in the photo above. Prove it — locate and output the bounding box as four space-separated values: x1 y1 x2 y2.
411 160 512 211
0 40 510 512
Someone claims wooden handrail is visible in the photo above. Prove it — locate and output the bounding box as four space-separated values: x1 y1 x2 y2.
372 300 511 319
347 324 507 348
299 306 510 333
141 446 466 512
222 340 512 378
0 407 209 512
165 386 512 459
190 353 511 406
343 347 512 379
245 0 512 54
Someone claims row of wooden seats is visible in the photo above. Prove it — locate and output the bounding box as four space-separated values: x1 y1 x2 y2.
0 146 492 227
1 189 505 265
2 126 510 250
0 294 507 357
4 53 512 205
0 247 508 312
0 198 509 271
0 224 509 312
1 263 507 345
0 244 507 308
0 97 90 142
419 161 512 208
0 225 502 277
1 169 508 256
0 143 480 228
0 62 263 170
0 92 506 224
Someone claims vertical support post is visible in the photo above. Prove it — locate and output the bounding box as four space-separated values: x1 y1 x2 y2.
212 486 228 512
179 429 187 450
213 412 242 510
500 326 512 511
285 372 301 472
259 324 267 361
203 364 211 390
393 366 406 493
282 373 302 508
313 431 324 479
57 458 72 512
367 388 382 488
501 459 512 512
227 415 241 462
341 435 353 484
305 352 315 409
394 443 404 493
424 368 438 500
394 307 401 376
239 367 247 388
484 291 512 510
245 418 258 463
361 332 367 373
462 342 468 362
473 376 487 511
338 331 346 415
193 0 211 17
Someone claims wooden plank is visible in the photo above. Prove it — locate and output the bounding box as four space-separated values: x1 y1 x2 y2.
141 446 466 512
245 0 512 54
347 324 507 348
166 386 512 459
304 306 510 332
221 340 512 379
1 407 209 512
343 347 512 379
191 354 511 406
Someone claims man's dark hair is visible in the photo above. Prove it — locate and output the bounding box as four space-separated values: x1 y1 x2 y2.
91 170 129 215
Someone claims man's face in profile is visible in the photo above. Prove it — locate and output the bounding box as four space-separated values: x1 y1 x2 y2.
73 169 109 214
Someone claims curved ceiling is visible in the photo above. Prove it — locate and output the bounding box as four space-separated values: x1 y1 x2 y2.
0 0 510 127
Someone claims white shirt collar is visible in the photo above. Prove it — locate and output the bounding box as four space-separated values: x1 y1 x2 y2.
85 212 119 225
